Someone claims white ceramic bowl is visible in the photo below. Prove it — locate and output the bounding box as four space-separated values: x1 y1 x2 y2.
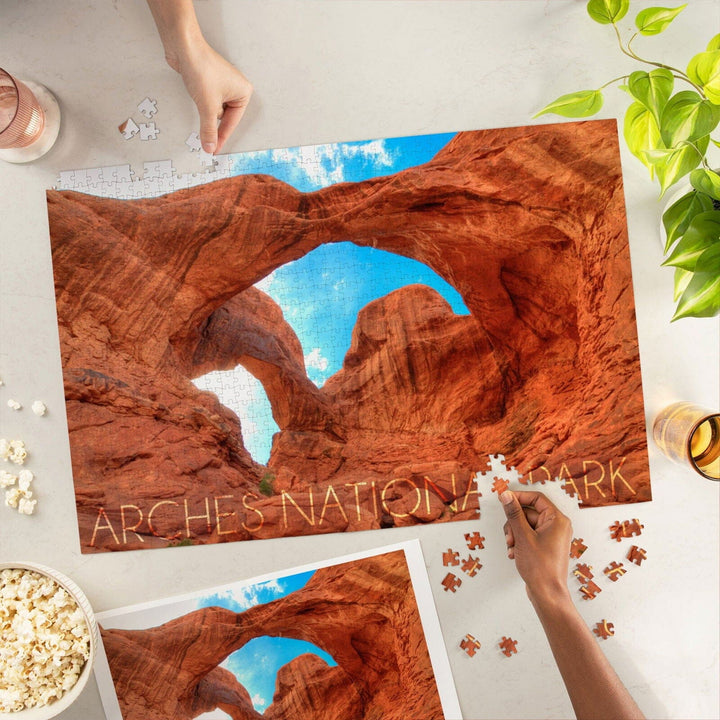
0 561 98 720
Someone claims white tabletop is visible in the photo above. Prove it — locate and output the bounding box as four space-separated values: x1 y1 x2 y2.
1 2 718 719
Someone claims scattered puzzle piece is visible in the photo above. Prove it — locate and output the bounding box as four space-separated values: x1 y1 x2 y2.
593 620 615 640
460 634 481 657
626 545 647 566
118 117 139 140
579 580 602 600
609 519 644 541
572 563 594 583
137 97 158 118
185 131 202 151
139 122 160 141
569 538 587 559
443 549 460 567
603 561 626 582
442 572 462 593
499 636 518 657
464 532 485 550
491 477 510 494
461 555 482 577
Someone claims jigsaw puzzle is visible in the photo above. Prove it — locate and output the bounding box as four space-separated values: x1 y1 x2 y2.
609 519 644 541
460 634 482 657
579 581 602 600
572 563 594 583
441 573 462 593
442 549 460 567
460 555 482 577
603 561 627 581
570 538 588 559
627 546 647 566
48 121 651 554
593 620 615 640
499 637 518 657
464 532 485 550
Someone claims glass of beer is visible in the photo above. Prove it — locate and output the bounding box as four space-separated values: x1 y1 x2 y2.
0 68 60 162
653 402 720 480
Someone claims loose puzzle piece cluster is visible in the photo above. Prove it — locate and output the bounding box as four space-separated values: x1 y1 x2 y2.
464 532 485 550
572 563 593 583
603 561 626 582
460 634 482 657
626 545 647 566
461 555 482 577
491 477 510 495
499 636 518 657
609 519 644 541
579 580 602 600
569 538 588 559
442 572 462 593
593 619 615 640
119 98 160 142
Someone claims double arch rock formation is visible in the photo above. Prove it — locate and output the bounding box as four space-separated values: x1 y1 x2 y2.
48 120 650 551
100 551 444 720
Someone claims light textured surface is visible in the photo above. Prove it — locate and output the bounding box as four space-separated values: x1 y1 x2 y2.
0 2 718 719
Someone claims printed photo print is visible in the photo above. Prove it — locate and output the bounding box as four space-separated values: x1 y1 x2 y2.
94 541 461 720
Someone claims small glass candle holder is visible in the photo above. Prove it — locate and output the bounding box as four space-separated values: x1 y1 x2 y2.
0 67 61 163
653 402 720 480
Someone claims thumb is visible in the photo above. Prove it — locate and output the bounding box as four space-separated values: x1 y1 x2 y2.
198 105 219 154
499 490 531 540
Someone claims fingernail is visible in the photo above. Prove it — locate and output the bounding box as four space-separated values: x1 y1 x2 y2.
500 490 513 505
204 142 216 154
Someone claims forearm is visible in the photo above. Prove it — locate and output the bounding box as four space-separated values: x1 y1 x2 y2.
146 0 205 70
531 585 644 720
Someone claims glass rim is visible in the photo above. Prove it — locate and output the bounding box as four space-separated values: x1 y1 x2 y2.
0 67 21 136
686 412 720 481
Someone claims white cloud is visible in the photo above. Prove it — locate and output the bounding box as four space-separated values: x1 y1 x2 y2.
252 694 266 708
304 348 329 373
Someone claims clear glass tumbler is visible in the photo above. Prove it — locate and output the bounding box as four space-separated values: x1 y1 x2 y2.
0 67 60 162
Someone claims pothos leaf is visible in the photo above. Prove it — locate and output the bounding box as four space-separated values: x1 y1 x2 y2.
644 135 709 195
662 210 720 269
687 50 720 105
673 267 693 302
624 102 662 176
662 190 715 251
635 5 687 36
690 169 720 200
533 90 603 119
660 91 720 146
627 69 674 125
587 0 630 24
672 244 720 319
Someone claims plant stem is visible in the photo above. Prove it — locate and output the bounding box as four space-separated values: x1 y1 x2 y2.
614 26 706 96
599 75 630 90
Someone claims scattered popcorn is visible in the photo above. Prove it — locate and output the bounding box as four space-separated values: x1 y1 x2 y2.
0 438 27 465
17 496 37 515
0 470 17 488
7 398 22 411
18 468 34 493
32 400 47 417
0 568 91 712
5 486 23 508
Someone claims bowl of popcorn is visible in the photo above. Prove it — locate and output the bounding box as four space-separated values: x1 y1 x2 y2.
0 562 97 718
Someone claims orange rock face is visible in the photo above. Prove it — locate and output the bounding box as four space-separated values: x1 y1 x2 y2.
100 551 446 720
47 120 651 553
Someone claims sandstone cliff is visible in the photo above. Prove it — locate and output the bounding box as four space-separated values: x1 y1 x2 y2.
48 120 651 552
100 551 446 720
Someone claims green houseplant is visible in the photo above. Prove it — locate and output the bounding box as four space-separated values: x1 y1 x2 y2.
535 1 720 320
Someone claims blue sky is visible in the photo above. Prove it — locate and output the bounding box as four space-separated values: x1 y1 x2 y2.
194 132 468 464
196 570 337 713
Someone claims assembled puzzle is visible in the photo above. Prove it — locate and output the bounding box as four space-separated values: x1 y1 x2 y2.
47 120 652 553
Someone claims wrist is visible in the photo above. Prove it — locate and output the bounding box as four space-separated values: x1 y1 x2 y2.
527 579 573 613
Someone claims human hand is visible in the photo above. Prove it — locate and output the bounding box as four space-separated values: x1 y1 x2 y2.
499 490 573 605
170 38 253 154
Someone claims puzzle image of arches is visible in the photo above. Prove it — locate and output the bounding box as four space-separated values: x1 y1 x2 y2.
499 636 518 657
